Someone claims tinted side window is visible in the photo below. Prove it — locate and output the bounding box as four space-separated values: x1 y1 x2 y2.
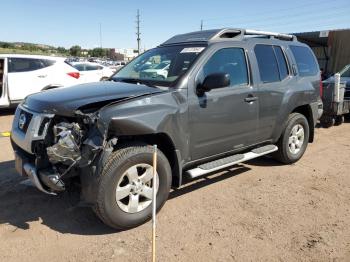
86 64 99 71
273 46 289 79
73 64 85 71
203 48 248 86
254 45 280 83
290 46 318 77
41 59 56 67
8 58 46 73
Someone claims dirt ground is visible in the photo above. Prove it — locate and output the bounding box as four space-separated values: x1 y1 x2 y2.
1 110 350 262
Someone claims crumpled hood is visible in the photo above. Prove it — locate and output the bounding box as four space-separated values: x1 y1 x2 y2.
22 81 165 116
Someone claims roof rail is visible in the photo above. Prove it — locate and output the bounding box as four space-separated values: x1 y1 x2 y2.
244 29 296 41
209 28 296 42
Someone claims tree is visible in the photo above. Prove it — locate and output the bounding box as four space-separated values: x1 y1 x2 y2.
57 46 67 54
69 45 82 56
90 48 107 57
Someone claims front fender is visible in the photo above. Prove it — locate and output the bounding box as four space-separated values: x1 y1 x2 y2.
97 90 190 159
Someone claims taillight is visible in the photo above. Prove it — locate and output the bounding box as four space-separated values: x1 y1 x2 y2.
319 79 323 98
67 72 80 79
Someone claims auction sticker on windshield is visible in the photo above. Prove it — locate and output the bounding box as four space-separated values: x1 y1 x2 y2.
180 47 205 53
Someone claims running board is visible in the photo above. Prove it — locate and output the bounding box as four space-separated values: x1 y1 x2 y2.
187 145 278 178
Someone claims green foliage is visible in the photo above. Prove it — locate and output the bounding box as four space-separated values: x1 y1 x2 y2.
69 45 82 56
0 42 15 48
57 46 67 54
90 48 107 57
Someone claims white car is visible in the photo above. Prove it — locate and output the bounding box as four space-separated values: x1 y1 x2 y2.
70 62 115 83
140 62 170 80
0 54 81 108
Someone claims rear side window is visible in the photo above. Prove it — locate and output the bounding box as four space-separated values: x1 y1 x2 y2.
254 45 289 83
254 45 280 83
290 46 319 77
273 46 289 80
85 64 101 71
42 59 56 67
203 48 248 86
73 64 86 71
8 58 54 73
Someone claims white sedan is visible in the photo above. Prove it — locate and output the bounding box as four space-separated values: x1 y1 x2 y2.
70 62 115 83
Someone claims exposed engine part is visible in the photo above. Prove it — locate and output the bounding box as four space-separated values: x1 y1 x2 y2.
47 122 83 165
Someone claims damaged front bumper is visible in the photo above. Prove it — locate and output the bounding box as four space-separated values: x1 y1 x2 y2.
11 104 106 195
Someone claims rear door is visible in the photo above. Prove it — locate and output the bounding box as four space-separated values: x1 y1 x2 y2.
7 58 51 101
253 44 293 141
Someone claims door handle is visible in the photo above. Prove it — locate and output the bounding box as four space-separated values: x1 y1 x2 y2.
37 75 47 78
244 95 258 103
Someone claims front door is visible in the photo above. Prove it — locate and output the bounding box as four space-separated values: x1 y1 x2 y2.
189 46 259 160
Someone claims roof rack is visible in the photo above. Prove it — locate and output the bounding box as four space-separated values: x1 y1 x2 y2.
210 28 296 42
244 29 295 40
160 28 297 46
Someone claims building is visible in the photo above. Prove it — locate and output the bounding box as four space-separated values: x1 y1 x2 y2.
114 48 139 61
294 29 350 76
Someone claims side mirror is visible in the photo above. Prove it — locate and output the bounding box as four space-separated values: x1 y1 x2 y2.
197 73 230 96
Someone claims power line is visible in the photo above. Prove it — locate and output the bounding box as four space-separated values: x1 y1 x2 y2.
99 22 102 48
136 9 141 54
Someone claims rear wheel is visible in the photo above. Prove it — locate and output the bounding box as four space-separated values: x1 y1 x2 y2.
274 113 310 164
93 144 172 229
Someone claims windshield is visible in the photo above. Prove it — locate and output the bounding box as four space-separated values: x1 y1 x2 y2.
340 65 350 77
111 45 206 87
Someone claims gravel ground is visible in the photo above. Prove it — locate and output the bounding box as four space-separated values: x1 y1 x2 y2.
0 111 350 262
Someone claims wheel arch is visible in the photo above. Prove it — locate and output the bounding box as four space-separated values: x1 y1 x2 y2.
114 133 182 188
291 104 314 143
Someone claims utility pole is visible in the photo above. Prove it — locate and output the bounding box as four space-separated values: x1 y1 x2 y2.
136 9 141 54
99 22 102 48
200 20 203 31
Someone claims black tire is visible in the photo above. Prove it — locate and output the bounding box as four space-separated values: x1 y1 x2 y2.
334 115 344 126
320 115 335 128
93 144 172 229
273 113 310 164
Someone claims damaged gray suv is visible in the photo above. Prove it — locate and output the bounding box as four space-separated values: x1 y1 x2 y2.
11 29 321 229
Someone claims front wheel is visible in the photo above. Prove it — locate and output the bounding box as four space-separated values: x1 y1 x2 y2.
93 144 172 229
273 113 310 164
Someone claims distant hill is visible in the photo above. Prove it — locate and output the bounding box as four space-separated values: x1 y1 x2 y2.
0 41 66 55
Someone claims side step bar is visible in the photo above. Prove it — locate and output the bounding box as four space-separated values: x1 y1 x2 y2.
187 145 278 178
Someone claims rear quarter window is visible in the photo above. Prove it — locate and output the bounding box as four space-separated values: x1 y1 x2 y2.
290 46 319 77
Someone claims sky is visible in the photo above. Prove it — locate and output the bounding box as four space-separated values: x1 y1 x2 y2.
1 0 349 49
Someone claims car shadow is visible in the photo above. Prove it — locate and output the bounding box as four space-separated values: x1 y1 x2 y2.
246 156 285 167
0 160 266 235
0 160 116 235
169 165 250 200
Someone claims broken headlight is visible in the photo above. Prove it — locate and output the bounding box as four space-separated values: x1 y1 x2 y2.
46 122 83 165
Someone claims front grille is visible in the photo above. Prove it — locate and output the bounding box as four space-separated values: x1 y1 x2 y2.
18 110 33 133
38 117 50 136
